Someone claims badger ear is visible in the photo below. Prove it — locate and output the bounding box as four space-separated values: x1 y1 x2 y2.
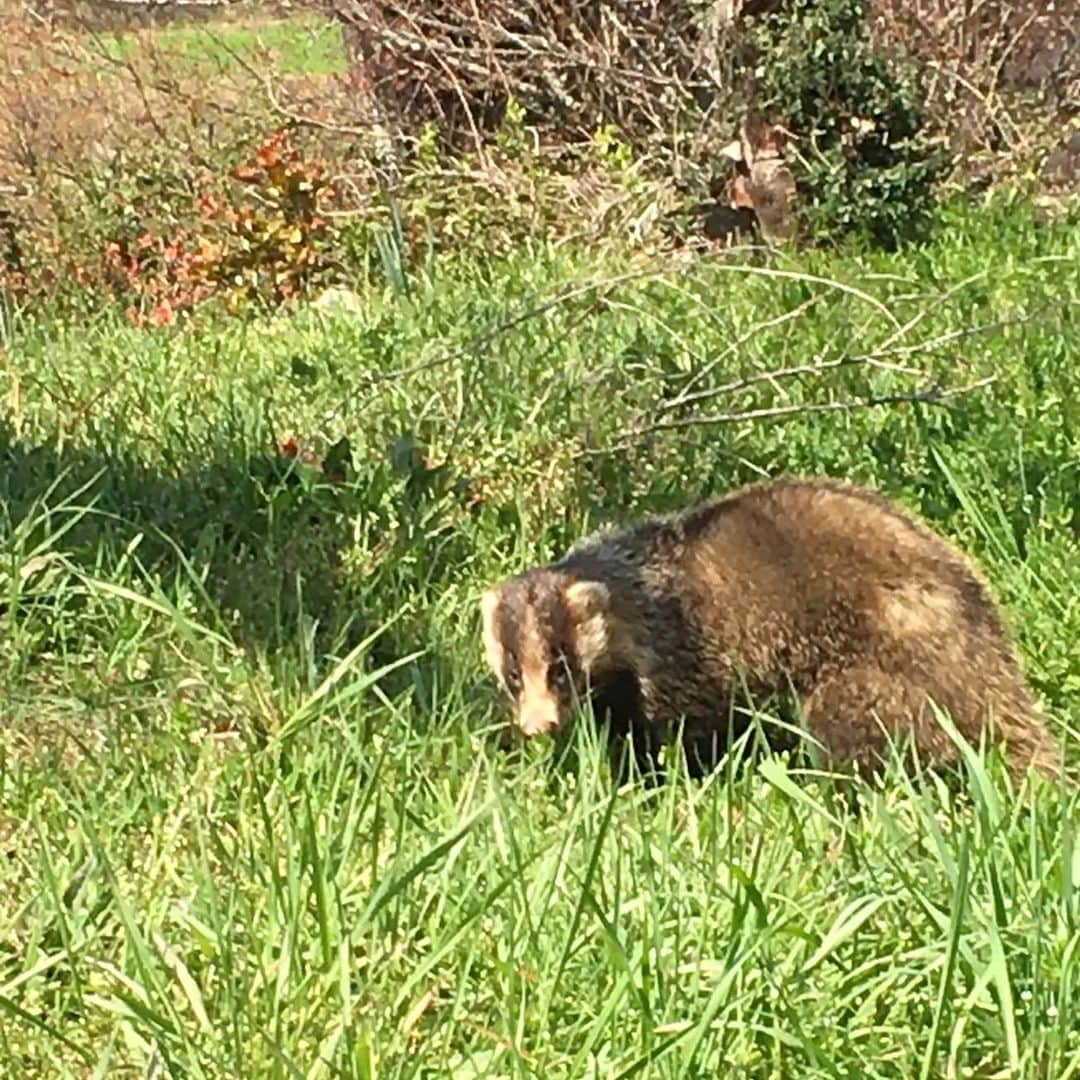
564 579 610 620
564 579 611 671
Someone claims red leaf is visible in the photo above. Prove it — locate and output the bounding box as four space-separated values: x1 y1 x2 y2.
256 144 280 169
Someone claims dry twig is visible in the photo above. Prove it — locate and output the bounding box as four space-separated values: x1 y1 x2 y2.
587 376 998 457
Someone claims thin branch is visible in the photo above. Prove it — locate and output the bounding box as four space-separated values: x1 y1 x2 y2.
851 305 1063 360
335 265 663 413
670 298 822 403
585 376 997 457
647 304 1061 419
651 353 926 417
196 24 374 139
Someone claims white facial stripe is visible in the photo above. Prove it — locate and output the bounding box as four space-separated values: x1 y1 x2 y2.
515 592 562 736
518 669 560 736
480 588 505 677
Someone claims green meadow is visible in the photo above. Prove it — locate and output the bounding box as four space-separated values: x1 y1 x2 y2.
1 194 1078 1076
96 15 347 78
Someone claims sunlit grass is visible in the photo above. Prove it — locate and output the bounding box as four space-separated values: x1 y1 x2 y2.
97 15 347 78
1 195 1077 1076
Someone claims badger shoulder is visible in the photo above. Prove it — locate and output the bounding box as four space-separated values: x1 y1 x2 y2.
564 475 936 556
559 474 1021 668
562 474 980 588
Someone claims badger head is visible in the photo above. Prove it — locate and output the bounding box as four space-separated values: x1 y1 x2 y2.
480 569 612 738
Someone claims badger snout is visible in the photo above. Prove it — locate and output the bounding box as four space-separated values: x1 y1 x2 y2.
517 702 561 738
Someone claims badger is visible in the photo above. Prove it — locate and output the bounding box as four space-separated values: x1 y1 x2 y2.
480 476 1060 781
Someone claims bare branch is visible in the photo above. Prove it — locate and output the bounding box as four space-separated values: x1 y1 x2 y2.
652 353 927 418
585 377 998 457
197 23 375 139
335 265 662 414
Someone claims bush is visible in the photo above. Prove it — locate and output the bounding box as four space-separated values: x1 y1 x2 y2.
742 0 948 248
102 130 338 325
333 0 952 251
332 0 717 154
871 0 1079 156
0 7 364 313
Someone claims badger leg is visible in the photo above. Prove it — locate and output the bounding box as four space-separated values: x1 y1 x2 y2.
799 665 961 777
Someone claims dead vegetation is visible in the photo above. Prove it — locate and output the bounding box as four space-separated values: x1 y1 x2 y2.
1 0 1076 314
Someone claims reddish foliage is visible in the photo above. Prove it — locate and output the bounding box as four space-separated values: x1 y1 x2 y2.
104 129 338 323
0 7 357 316
8 119 338 321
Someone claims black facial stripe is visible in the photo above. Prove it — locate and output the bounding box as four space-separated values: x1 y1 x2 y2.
496 591 522 689
529 579 579 681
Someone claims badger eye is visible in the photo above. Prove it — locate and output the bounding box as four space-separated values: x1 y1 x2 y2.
504 661 522 695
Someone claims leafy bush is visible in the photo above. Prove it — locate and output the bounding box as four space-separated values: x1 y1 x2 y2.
743 0 948 248
335 0 960 251
103 131 338 325
0 10 354 320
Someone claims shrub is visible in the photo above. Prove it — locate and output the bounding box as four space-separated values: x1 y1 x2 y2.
332 0 717 154
333 0 953 250
103 131 338 325
871 0 1079 155
742 0 948 248
0 7 355 320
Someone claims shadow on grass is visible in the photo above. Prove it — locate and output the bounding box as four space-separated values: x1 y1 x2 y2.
0 426 456 673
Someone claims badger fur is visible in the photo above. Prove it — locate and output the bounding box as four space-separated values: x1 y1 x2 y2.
480 476 1060 781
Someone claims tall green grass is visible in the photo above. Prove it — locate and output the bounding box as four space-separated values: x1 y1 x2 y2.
1 195 1077 1076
